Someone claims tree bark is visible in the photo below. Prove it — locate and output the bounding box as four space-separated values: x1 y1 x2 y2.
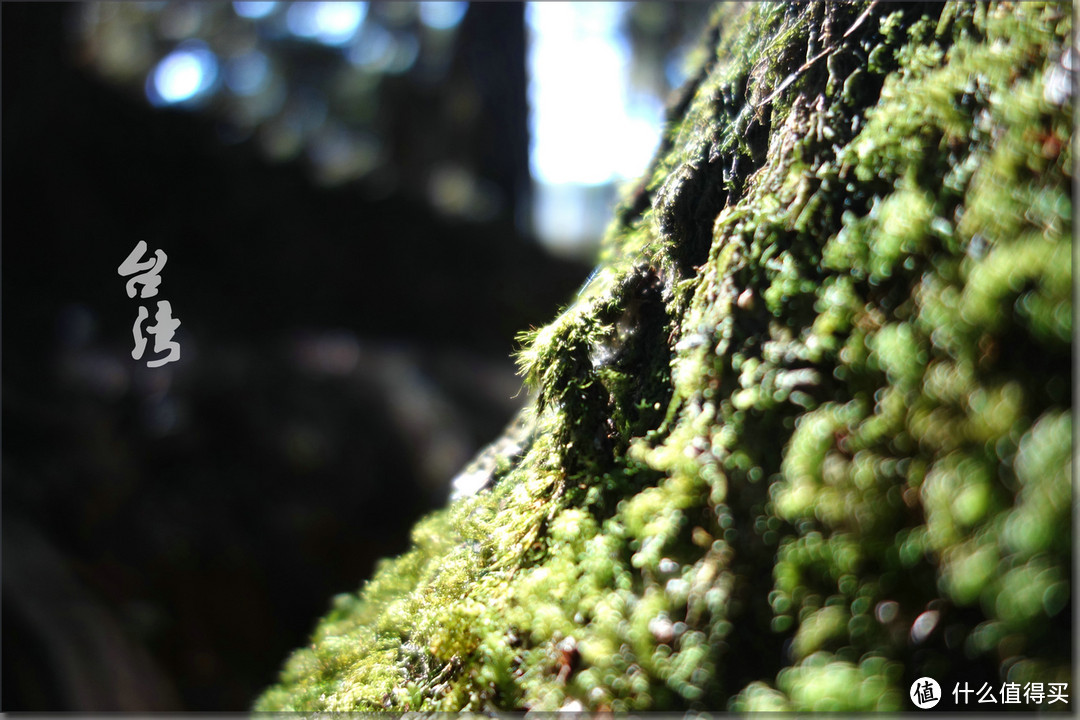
257 2 1072 711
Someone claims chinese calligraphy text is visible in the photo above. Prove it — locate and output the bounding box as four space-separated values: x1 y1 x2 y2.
117 240 181 367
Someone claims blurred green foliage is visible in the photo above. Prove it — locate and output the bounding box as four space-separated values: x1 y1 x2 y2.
257 1 1071 711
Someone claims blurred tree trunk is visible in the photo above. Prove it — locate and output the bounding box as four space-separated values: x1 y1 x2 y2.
257 2 1072 712
459 3 532 223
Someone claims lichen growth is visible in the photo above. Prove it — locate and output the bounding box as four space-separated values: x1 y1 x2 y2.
256 2 1071 712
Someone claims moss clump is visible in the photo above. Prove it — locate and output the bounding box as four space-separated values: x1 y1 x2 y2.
257 2 1071 712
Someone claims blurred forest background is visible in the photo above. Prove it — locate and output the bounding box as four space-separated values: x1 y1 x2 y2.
2 1 708 710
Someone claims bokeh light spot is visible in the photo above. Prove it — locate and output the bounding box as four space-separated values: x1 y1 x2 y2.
286 2 366 46
232 2 278 20
148 42 219 106
347 23 394 70
224 50 270 96
384 32 419 75
418 1 467 31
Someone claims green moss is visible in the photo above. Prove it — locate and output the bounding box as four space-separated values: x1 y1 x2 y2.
257 2 1071 712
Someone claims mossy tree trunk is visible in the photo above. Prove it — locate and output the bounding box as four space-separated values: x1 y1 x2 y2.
257 2 1072 712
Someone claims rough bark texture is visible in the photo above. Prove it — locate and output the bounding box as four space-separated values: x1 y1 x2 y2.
256 2 1072 711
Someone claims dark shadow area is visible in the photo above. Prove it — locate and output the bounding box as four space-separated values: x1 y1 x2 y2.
2 2 588 710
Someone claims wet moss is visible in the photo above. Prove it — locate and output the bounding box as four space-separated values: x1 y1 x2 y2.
257 2 1071 712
